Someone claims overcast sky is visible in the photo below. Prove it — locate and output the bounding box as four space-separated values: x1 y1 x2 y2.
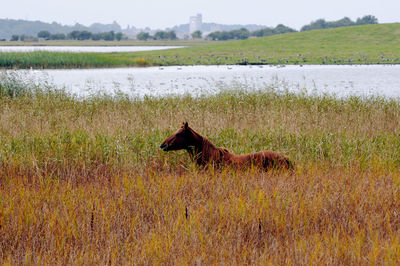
1 0 399 30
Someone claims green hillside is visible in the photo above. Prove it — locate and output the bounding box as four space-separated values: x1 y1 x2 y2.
1 23 399 68
129 23 400 65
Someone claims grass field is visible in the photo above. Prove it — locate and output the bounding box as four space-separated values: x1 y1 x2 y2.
130 23 400 66
1 73 400 264
0 23 400 69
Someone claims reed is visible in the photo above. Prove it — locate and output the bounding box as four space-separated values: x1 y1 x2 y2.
1 73 400 264
0 51 151 69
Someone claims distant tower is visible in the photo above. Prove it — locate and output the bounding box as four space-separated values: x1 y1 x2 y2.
189 14 202 34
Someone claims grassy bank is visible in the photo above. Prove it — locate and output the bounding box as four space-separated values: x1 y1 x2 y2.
131 23 400 66
1 75 400 263
0 51 152 68
1 23 400 69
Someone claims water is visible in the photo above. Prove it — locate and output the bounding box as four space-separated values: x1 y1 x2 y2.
15 65 400 98
0 46 183 53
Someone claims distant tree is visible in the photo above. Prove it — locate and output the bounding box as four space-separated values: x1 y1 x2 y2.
103 31 115 41
68 30 80 40
206 31 222 40
327 17 354 28
273 24 296 34
137 32 151 40
301 19 327 31
19 35 38 42
10 35 19 41
301 15 378 32
37 30 51 39
151 30 178 40
191 30 202 39
78 31 92 40
252 27 274 37
91 33 103 41
222 31 234 40
313 19 328 29
50 33 66 40
356 15 378 25
166 30 177 40
231 28 250 39
115 32 123 41
206 28 249 40
154 31 167 40
251 24 296 37
0 18 127 40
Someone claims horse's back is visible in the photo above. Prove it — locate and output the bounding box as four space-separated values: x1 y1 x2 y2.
221 149 293 171
261 150 294 170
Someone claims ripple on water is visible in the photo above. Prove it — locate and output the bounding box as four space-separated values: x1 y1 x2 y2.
8 64 400 98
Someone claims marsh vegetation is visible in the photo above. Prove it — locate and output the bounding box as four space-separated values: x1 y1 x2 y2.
1 73 400 264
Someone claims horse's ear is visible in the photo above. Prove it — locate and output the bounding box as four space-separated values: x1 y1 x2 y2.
184 122 188 129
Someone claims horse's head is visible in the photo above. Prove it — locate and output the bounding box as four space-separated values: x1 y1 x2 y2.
160 122 198 151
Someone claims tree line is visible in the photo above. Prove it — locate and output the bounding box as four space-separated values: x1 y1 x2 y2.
136 30 177 40
300 15 378 31
205 15 378 41
133 15 378 42
10 30 125 41
0 18 122 40
8 14 378 42
207 24 297 41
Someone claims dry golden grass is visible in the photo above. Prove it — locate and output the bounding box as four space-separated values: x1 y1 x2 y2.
1 79 400 264
2 166 400 264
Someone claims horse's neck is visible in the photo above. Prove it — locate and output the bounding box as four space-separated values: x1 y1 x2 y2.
185 128 203 156
186 128 218 164
197 137 220 165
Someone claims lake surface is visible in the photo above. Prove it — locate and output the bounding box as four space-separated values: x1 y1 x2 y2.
0 46 183 53
15 65 400 98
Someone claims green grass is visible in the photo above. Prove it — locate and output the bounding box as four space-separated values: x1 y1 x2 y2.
132 23 400 65
0 72 399 172
0 51 152 68
2 74 400 263
1 23 400 69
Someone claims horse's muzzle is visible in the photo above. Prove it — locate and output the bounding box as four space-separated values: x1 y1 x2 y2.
160 143 168 151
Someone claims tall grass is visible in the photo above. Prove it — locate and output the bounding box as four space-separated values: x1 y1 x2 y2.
0 51 151 69
1 73 400 264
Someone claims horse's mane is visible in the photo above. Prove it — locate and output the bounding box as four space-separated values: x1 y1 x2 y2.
200 136 229 166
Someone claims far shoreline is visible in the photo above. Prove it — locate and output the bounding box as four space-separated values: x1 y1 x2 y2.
0 39 211 47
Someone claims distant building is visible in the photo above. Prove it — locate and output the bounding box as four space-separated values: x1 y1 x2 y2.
189 14 202 34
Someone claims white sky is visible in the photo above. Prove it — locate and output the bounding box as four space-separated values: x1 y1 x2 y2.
1 0 399 30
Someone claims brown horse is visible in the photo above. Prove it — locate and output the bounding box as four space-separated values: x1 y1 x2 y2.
160 122 294 171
